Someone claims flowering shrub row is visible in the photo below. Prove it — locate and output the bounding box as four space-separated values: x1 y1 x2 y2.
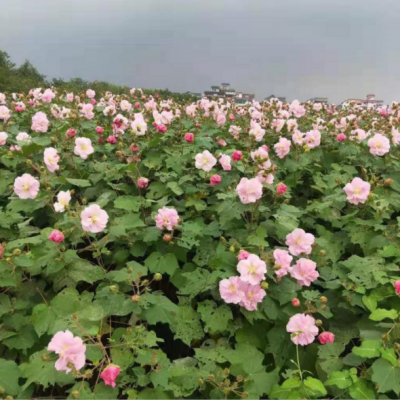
1 88 400 399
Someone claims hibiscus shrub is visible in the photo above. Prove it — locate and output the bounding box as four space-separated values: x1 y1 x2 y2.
1 89 400 399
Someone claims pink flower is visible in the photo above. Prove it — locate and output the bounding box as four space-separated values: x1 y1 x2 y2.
65 128 76 139
0 106 10 120
305 129 321 149
0 131 8 145
74 138 94 160
195 150 217 172
184 132 194 143
48 230 65 243
232 150 242 162
289 258 319 286
319 332 335 345
289 100 306 118
41 89 56 103
137 177 149 188
44 147 60 172
276 183 287 195
286 313 318 346
273 249 293 278
47 330 86 373
395 281 400 295
292 130 305 145
236 177 263 204
54 190 71 213
219 154 232 171
343 177 370 205
368 133 390 156
238 250 250 261
155 207 179 231
251 146 270 169
131 113 147 136
291 298 300 307
237 254 267 285
80 204 109 233
95 126 104 135
66 93 74 102
86 89 96 99
157 124 167 133
14 174 40 199
161 110 174 125
249 120 265 141
100 365 121 388
274 137 291 159
285 228 315 256
350 129 368 142
31 111 49 132
239 283 266 311
210 174 222 185
0 244 4 258
130 144 139 152
337 133 346 142
107 135 117 144
219 276 245 304
80 103 94 120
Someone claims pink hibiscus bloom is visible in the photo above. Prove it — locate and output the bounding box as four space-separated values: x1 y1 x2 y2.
286 313 319 346
237 254 267 285
289 258 319 286
239 283 266 311
273 249 293 278
236 177 263 204
155 207 179 231
343 177 370 205
285 228 315 256
14 174 40 199
219 276 245 304
80 204 109 233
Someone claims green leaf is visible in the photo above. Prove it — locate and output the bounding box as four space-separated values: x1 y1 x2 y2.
0 294 12 317
325 370 352 389
371 358 400 395
31 304 55 337
362 295 377 312
369 308 398 321
352 340 381 358
197 300 232 333
0 359 20 395
65 178 92 187
114 196 144 212
142 293 178 325
145 252 179 276
348 379 376 399
304 377 327 397
126 261 148 280
172 305 204 346
380 347 398 366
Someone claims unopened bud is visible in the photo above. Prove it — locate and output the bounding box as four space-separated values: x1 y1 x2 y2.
315 319 323 327
81 198 88 205
319 250 327 257
109 285 118 293
41 354 51 361
261 281 268 290
71 390 80 399
291 298 300 307
385 178 394 186
115 151 123 157
142 279 150 286
12 249 21 256
26 159 32 165
154 273 162 281
131 295 141 302
320 296 328 303
229 245 235 253
163 234 172 242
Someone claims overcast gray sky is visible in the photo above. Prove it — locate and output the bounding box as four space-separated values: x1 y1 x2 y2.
0 0 399 104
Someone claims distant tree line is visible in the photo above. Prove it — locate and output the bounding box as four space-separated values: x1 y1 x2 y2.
0 49 199 101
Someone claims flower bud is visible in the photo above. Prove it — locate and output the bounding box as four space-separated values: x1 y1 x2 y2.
291 298 300 307
41 353 51 361
319 250 327 257
71 390 80 399
109 285 118 293
385 178 394 186
131 295 141 302
163 234 172 242
320 296 328 303
154 273 162 281
315 319 323 327
12 249 21 256
261 281 268 290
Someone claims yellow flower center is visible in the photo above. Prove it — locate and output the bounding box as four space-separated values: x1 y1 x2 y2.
22 183 30 191
248 265 256 274
81 145 87 150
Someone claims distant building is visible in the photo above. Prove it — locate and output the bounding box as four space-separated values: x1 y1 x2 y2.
265 94 286 102
308 97 328 103
203 83 255 104
342 94 383 109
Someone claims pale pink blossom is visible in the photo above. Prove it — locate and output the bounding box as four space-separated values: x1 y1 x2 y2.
289 258 319 286
145 99 157 111
286 119 298 132
80 204 109 233
239 283 266 311
16 132 31 143
237 254 267 285
155 207 179 231
343 177 370 205
31 111 49 132
131 113 147 136
219 276 245 304
391 127 400 145
236 177 263 204
74 138 94 160
289 100 306 118
186 103 197 117
286 313 318 346
80 103 94 120
304 129 321 149
44 147 60 172
47 330 86 373
249 120 265 142
368 133 390 156
161 110 174 125
219 154 232 171
350 129 368 142
251 147 271 169
195 150 217 172
271 118 285 133
0 131 8 145
66 93 74 102
41 89 56 103
313 103 323 111
120 100 132 112
292 130 305 145
48 230 65 243
113 114 129 134
86 89 96 99
14 174 40 199
100 365 121 388
273 249 293 278
285 228 315 256
54 190 71 213
103 105 116 116
0 106 10 120
274 137 291 158
0 93 5 104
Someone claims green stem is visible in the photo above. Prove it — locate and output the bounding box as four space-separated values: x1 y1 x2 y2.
296 345 303 381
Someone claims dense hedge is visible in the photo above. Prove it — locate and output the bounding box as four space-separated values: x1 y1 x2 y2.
1 89 400 399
